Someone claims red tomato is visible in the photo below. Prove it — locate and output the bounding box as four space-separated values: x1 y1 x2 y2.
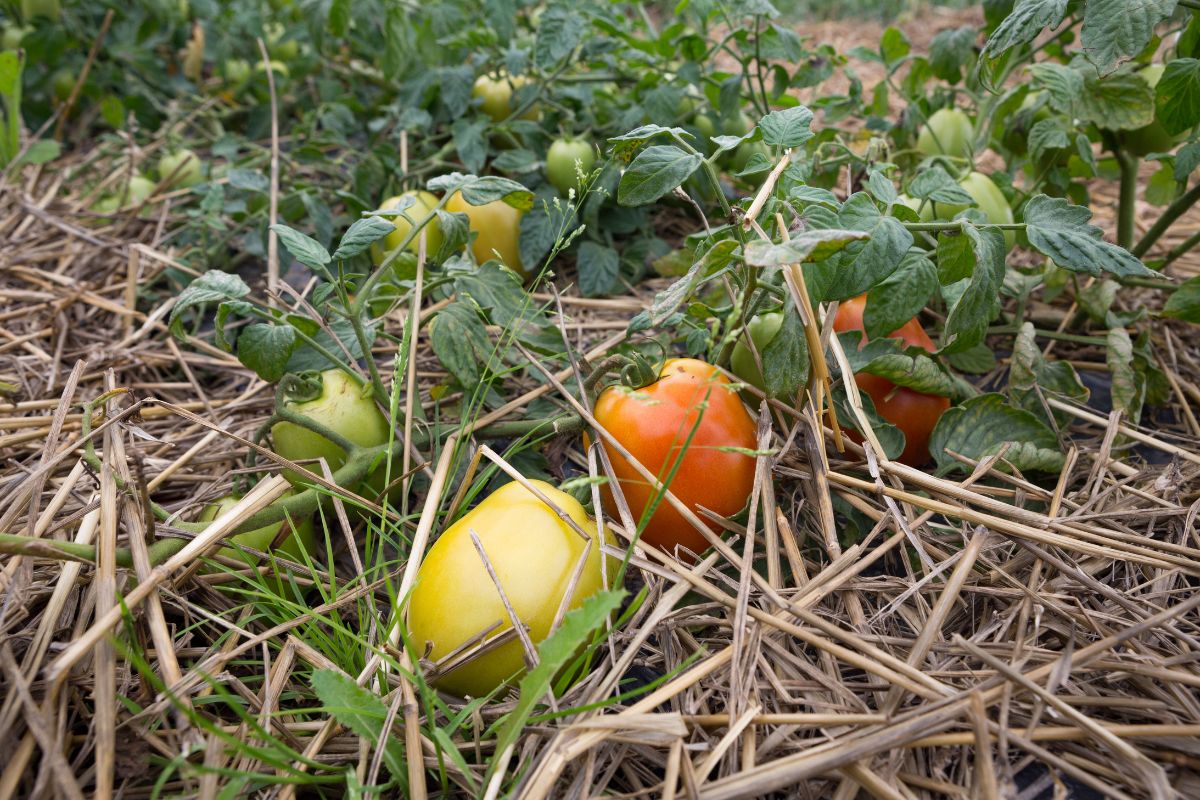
832 295 950 466
590 358 757 559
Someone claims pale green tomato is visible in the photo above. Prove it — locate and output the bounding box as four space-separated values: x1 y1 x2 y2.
545 137 596 195
730 312 783 394
224 58 251 84
2 24 31 50
920 170 1015 249
158 149 204 188
199 492 315 569
916 108 974 158
406 480 616 698
371 191 443 265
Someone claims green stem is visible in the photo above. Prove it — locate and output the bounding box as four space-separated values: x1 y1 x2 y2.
1110 138 1139 251
1164 228 1200 268
988 325 1108 346
1133 181 1200 258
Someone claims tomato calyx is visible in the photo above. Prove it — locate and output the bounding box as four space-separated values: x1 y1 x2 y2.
582 349 664 401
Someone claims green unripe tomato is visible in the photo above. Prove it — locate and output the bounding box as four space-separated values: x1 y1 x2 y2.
158 148 204 188
270 369 400 505
224 58 251 85
198 492 316 574
693 113 718 142
122 175 157 207
916 108 974 158
1119 65 1188 156
731 140 769 174
51 68 75 102
722 111 754 137
545 137 596 195
2 24 31 50
407 480 616 698
730 312 783 394
919 170 1015 250
371 191 443 265
21 0 60 22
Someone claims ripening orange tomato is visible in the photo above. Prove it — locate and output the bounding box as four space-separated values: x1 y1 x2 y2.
589 358 757 559
833 295 950 466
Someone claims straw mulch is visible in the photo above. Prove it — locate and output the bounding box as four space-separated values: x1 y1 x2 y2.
3 101 1200 800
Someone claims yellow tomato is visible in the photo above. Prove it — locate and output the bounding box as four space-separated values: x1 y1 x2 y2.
445 191 526 278
371 191 443 265
472 72 539 122
407 480 616 697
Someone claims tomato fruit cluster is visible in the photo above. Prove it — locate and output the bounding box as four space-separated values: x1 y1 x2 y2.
406 480 615 697
832 295 950 466
590 358 757 559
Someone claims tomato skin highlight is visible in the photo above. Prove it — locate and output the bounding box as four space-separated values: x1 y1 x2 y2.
445 191 526 278
833 295 949 466
590 358 757 559
406 480 615 698
270 369 398 502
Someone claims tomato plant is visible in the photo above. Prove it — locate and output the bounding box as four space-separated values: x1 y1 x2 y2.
833 296 950 466
590 358 757 559
545 137 595 196
1117 65 1188 157
406 480 614 698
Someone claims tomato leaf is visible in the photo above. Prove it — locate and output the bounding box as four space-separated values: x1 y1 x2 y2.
484 589 626 790
454 262 529 327
940 223 1006 354
631 240 738 332
236 323 297 383
333 216 396 261
863 251 938 339
880 26 911 66
743 228 867 267
310 670 407 785
1162 276 1200 322
534 4 587 68
168 270 252 341
758 105 814 148
286 318 373 374
807 194 913 301
908 166 975 205
452 118 488 174
1081 0 1176 76
577 241 621 297
430 300 492 388
1174 141 1200 181
930 26 975 84
1107 327 1145 423
1077 67 1156 130
1157 58 1200 136
271 224 332 274
762 305 809 399
980 0 1067 61
1010 323 1088 426
1023 194 1155 277
617 145 703 206
928 393 1066 474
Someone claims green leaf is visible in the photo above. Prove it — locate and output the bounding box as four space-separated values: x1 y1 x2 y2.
863 251 938 339
229 169 270 193
333 217 396 260
1030 63 1086 114
534 5 586 68
633 240 738 331
452 118 488 174
577 241 621 297
743 228 867 267
430 300 492 388
981 0 1067 60
930 26 976 83
236 324 297 382
862 352 957 396
310 670 407 782
810 194 914 301
1107 327 1145 422
762 305 809 398
1023 195 1154 277
830 384 905 461
946 343 997 374
271 224 332 273
454 262 529 327
880 27 911 65
1162 276 1200 322
1028 118 1071 162
759 105 814 148
908 167 975 205
1174 141 1200 181
168 271 252 340
1077 68 1156 130
1010 322 1088 425
1081 0 1176 75
941 223 1005 354
285 318 373 373
428 173 534 210
485 590 625 789
1157 58 1200 136
929 393 1066 474
617 145 702 206
15 139 60 166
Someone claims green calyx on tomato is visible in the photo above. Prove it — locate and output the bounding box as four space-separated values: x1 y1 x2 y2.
406 479 616 698
589 358 757 560
833 295 950 466
445 190 526 279
371 190 443 266
158 148 204 188
730 312 783 394
198 491 316 573
270 369 399 504
916 107 974 159
546 137 596 196
919 170 1015 250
